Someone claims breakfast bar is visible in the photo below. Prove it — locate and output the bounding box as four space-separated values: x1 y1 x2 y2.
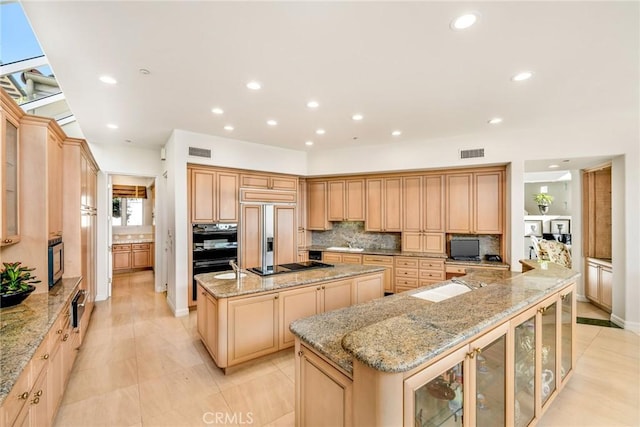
290 261 578 427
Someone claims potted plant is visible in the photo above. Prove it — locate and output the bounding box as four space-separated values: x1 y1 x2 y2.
0 262 41 308
533 193 554 215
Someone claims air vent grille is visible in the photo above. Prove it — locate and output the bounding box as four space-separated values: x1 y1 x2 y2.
460 148 485 159
188 147 212 158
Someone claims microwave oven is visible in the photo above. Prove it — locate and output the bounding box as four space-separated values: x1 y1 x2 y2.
48 237 64 288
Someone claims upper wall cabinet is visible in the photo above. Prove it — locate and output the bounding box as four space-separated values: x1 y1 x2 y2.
307 181 332 230
403 175 444 233
190 168 239 223
365 177 402 232
48 130 63 238
445 169 504 234
1 94 21 246
328 179 365 222
240 173 297 191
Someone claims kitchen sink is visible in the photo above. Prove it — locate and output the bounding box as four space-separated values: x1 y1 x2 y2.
213 272 247 279
326 246 365 252
410 283 471 302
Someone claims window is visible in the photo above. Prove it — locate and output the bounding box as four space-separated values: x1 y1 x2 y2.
112 197 143 226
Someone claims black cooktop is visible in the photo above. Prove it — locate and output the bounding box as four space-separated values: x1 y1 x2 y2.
248 261 334 276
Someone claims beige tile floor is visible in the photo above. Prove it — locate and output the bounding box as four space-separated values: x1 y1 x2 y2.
54 271 639 426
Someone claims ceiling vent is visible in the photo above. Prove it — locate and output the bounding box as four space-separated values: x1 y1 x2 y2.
188 147 212 158
460 148 485 159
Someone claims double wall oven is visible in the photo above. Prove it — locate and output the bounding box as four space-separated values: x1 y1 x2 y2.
192 224 238 301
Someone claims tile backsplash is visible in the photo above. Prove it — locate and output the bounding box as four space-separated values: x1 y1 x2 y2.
311 222 401 250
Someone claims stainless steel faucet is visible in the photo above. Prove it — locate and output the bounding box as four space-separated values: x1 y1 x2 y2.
229 260 240 278
451 277 486 290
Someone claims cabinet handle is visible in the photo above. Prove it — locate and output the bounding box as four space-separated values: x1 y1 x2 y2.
19 391 29 400
561 294 567 301
322 286 325 290
466 351 476 359
57 329 63 334
317 287 321 290
538 307 547 314
31 397 40 405
297 350 304 357
42 353 49 360
35 390 43 397
275 295 279 299
3 239 12 243
63 333 69 341
475 348 482 355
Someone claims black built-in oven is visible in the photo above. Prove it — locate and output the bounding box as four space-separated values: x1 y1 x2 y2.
192 224 238 301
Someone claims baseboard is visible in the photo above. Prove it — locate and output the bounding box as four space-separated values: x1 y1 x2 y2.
576 294 589 303
166 295 190 317
611 314 640 334
95 292 109 301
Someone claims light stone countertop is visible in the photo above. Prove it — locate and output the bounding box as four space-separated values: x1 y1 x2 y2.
0 277 81 406
195 264 386 299
112 239 154 244
290 262 578 375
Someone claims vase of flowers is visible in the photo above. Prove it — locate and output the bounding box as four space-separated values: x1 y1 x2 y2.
0 262 40 308
533 193 554 215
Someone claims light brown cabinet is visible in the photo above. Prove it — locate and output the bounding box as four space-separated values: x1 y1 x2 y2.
365 177 402 232
132 243 153 268
394 256 445 293
47 132 63 239
362 254 394 293
297 178 309 248
197 285 219 364
296 343 353 427
445 170 504 234
585 257 612 312
240 204 296 269
403 175 444 232
189 168 239 223
112 244 132 270
307 181 332 230
328 179 365 222
401 232 444 254
583 166 612 259
1 95 20 246
240 172 297 191
323 252 363 265
113 243 154 271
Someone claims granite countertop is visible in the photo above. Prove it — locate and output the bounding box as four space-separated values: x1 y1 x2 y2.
0 277 81 406
290 262 578 375
196 264 386 299
112 239 154 244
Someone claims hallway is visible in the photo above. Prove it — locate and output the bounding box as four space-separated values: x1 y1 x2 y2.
54 271 639 426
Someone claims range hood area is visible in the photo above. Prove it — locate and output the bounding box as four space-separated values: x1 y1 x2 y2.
248 261 334 276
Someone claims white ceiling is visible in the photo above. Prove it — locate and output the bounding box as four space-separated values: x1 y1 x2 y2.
21 1 639 160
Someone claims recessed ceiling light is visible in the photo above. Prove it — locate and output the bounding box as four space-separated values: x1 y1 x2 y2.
391 130 402 136
305 141 314 146
562 159 570 163
246 81 262 90
512 71 533 82
316 129 326 135
125 139 132 143
267 119 278 126
488 117 503 124
224 125 234 131
307 100 319 109
107 124 119 129
139 68 151 75
451 13 479 30
548 164 560 169
211 108 224 115
352 114 364 121
99 75 117 85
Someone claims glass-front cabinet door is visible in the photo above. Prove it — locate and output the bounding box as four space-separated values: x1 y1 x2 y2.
405 346 468 427
560 285 575 387
512 309 537 427
539 299 558 409
1 110 20 246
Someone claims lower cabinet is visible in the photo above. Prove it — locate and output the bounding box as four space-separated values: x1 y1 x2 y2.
197 272 384 370
296 343 353 427
322 252 363 265
113 243 154 272
445 263 510 280
585 257 612 312
394 257 445 293
362 255 394 293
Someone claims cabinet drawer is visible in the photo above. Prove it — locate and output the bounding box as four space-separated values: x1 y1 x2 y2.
362 255 393 266
395 277 418 288
445 265 466 274
395 268 418 278
395 257 419 268
419 259 445 270
131 243 150 250
419 270 445 280
112 244 131 252
323 253 343 263
342 254 363 264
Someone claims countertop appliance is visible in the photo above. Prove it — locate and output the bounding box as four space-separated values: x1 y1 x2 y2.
248 261 333 276
192 223 238 301
48 237 64 288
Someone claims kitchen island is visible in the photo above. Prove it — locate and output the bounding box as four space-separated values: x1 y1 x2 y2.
291 261 578 427
195 264 385 371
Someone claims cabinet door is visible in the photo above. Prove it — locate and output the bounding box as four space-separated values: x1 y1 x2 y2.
423 175 444 232
240 173 270 189
28 367 48 427
274 205 297 266
132 249 150 268
191 169 215 222
279 286 321 349
216 172 239 222
328 180 346 221
362 255 394 293
1 111 20 245
353 274 383 304
560 286 575 385
342 254 362 264
365 178 383 231
228 293 279 366
322 279 353 312
113 251 131 270
271 175 298 191
446 173 472 233
345 179 365 221
474 171 503 234
307 181 331 230
323 252 343 264
298 346 353 427
402 176 423 232
401 232 422 252
47 131 63 238
540 299 558 409
240 204 262 269
197 285 208 342
599 265 613 311
423 233 445 254
206 293 218 362
383 178 402 231
585 262 599 301
512 308 537 427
